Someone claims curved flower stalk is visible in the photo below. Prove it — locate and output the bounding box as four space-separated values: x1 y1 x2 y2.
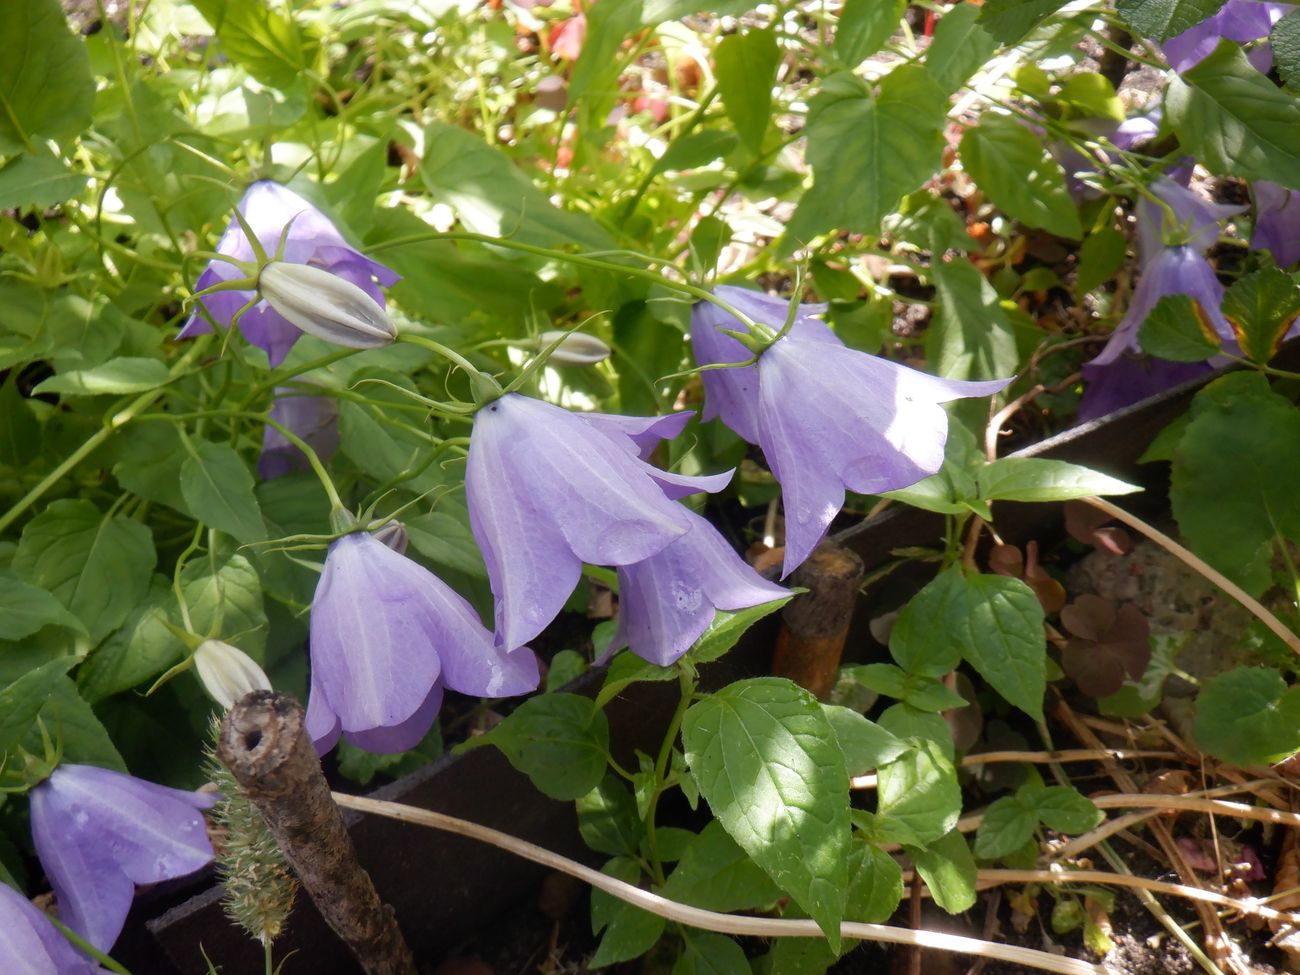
28 764 216 953
305 531 540 754
1252 181 1300 267
259 388 340 480
179 180 399 365
1162 1 1289 73
691 287 1009 576
0 881 110 975
467 394 729 651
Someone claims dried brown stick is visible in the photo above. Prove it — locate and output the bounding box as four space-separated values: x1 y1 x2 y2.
849 748 1178 789
218 692 416 975
770 541 864 699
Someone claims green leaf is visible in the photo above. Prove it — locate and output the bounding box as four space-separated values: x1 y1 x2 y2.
978 457 1143 503
929 257 1020 381
1033 786 1103 834
590 857 665 967
976 794 1039 859
682 677 850 944
716 29 780 153
0 0 94 154
890 582 965 678
182 549 267 659
1273 9 1300 90
674 930 751 975
960 116 1082 239
845 840 905 922
110 421 189 515
0 574 86 640
33 357 170 396
879 703 956 757
836 0 906 67
1075 227 1128 294
1167 41 1300 190
0 150 86 209
337 369 455 497
1220 267 1300 363
1058 73 1126 120
190 0 316 89
1194 666 1300 765
180 441 267 544
479 693 610 800
1116 0 1228 42
977 0 1070 43
1171 376 1300 595
909 829 978 913
405 500 488 582
787 67 946 241
822 705 908 775
877 741 961 846
844 664 966 712
0 373 40 471
578 776 642 856
596 651 677 710
0 657 77 759
690 595 794 664
78 578 179 704
421 121 614 251
13 499 156 646
1137 293 1224 361
661 820 783 912
926 4 998 94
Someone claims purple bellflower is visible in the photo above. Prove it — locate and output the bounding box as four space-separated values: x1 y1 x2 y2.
1135 174 1245 265
1076 354 1214 423
0 881 108 975
28 764 216 953
179 180 398 366
691 287 1009 576
467 394 734 652
305 531 540 754
259 387 340 480
1252 181 1300 267
1162 1 1289 73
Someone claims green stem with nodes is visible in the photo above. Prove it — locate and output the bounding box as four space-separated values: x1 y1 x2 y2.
0 335 214 537
365 232 765 335
642 664 698 885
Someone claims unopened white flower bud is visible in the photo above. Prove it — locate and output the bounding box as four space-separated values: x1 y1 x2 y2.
194 639 272 710
539 330 611 366
371 518 409 555
258 261 397 349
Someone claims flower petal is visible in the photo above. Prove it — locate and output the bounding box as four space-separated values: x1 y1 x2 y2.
0 881 105 975
344 683 444 754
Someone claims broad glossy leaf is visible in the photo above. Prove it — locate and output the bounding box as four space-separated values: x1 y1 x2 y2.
33 357 170 396
1116 0 1228 41
111 422 190 514
182 548 267 660
1273 8 1300 90
596 651 677 710
876 740 961 846
0 657 77 759
909 829 978 913
926 4 998 94
960 117 1081 239
822 705 908 775
590 857 665 967
1220 267 1300 363
0 150 86 209
690 595 793 663
1168 42 1300 189
77 578 178 703
716 29 779 152
836 0 906 67
1075 227 1128 294
1194 666 1300 765
13 499 156 646
0 0 94 153
480 693 610 800
674 931 750 975
190 0 317 89
929 257 1020 381
846 839 905 922
578 776 642 856
0 574 86 640
180 441 267 544
977 0 1070 43
1137 293 1224 361
682 678 850 944
660 820 783 912
977 457 1142 503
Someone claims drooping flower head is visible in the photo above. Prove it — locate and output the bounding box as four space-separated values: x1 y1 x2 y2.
1162 1 1289 73
1252 180 1300 267
305 531 540 754
691 287 1009 576
179 181 398 366
1076 354 1214 423
1087 245 1233 367
258 387 340 481
28 764 216 952
1135 173 1245 265
467 395 733 651
0 881 109 975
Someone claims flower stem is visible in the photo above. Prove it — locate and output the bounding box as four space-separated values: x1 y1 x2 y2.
50 918 133 975
0 335 213 537
396 333 502 403
642 664 697 884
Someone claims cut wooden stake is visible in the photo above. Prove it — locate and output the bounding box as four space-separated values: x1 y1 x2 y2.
218 692 416 975
770 541 864 699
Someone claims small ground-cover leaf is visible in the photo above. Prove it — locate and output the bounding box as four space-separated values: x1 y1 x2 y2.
1194 666 1300 765
476 693 610 800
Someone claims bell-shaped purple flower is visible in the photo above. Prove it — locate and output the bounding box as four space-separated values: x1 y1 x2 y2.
1088 245 1232 367
1162 1 1288 73
1252 181 1300 267
179 181 399 366
613 506 787 665
1136 174 1244 265
468 394 725 651
1076 354 1214 423
692 289 1009 576
258 387 340 480
0 881 110 975
305 531 540 754
28 764 216 953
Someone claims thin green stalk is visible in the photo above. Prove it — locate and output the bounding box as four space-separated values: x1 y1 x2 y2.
0 335 213 536
50 918 133 975
642 665 698 884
